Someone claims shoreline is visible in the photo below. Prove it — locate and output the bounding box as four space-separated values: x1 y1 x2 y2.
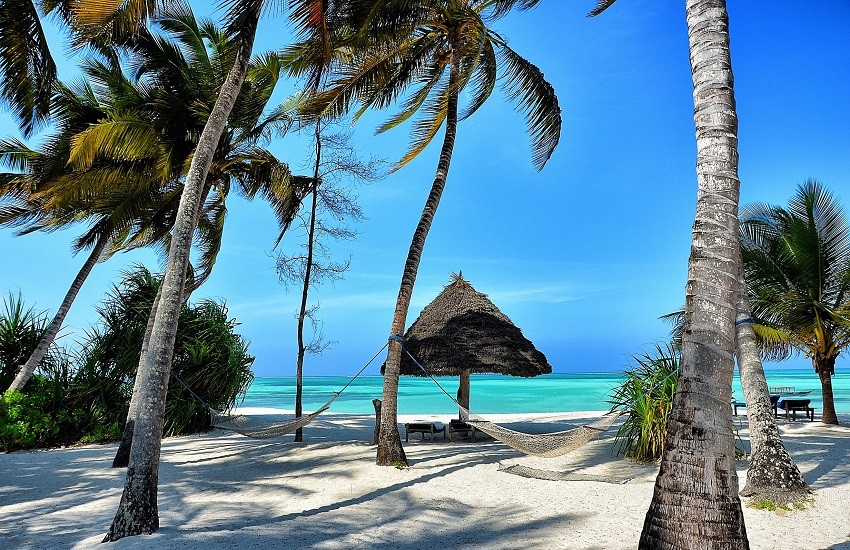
2 411 849 549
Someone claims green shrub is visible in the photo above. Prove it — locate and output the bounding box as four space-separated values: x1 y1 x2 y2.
609 343 679 463
0 267 254 451
0 294 50 389
0 390 60 451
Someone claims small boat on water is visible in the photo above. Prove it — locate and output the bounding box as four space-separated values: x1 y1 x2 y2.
770 385 812 396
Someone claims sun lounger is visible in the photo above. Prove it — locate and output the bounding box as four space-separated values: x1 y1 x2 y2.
778 398 815 421
732 394 781 417
404 422 446 442
448 419 476 442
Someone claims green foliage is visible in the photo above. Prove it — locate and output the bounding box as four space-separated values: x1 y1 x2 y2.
609 343 679 463
0 293 48 388
0 268 254 451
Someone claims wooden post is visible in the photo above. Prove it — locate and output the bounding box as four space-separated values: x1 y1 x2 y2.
372 399 382 445
457 369 470 420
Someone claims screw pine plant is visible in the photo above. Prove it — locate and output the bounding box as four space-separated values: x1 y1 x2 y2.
609 343 679 463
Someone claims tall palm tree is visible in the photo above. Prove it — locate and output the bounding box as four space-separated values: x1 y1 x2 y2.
741 180 850 426
102 6 309 466
83 0 318 539
309 0 561 466
592 0 749 546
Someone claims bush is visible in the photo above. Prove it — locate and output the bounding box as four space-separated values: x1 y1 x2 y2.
0 294 50 389
0 267 254 451
609 343 679 463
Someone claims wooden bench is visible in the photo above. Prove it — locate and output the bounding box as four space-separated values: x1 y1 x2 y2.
779 399 815 421
448 419 476 442
404 422 445 442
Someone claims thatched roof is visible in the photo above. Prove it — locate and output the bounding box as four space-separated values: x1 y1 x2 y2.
386 273 552 377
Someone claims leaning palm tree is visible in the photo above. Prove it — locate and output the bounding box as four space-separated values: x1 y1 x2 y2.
55 6 308 466
734 268 809 503
592 0 749 546
741 180 850 426
80 0 315 540
0 72 181 392
309 0 561 467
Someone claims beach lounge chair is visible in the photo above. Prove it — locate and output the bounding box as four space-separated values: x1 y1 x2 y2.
448 419 477 442
731 394 781 417
778 398 815 421
404 422 446 442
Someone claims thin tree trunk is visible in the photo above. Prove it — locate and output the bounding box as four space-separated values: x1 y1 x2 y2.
639 1 749 547
112 283 162 469
295 122 322 443
815 356 838 425
377 56 460 467
8 233 108 392
736 269 809 504
112 182 214 468
457 369 470 419
103 10 260 541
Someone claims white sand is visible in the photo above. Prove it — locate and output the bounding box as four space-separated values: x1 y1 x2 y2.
1 410 849 549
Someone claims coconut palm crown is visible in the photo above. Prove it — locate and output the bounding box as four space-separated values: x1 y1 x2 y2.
741 179 850 425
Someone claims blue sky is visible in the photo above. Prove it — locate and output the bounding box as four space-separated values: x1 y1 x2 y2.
1 1 849 378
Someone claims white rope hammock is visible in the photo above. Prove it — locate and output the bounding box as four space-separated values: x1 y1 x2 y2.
211 394 338 439
462 407 626 458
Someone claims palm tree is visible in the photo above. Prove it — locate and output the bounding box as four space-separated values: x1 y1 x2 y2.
107 8 309 466
309 0 561 466
84 0 314 539
592 0 749 546
741 180 850 426
1 73 179 392
735 268 809 503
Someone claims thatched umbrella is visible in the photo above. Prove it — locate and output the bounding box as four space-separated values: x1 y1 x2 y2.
386 273 552 417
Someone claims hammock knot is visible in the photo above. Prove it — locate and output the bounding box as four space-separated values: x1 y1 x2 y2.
388 334 404 345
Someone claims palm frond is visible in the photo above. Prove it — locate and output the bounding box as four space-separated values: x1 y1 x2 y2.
496 44 561 170
0 0 57 136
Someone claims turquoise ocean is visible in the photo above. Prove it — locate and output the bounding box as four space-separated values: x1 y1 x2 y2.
242 370 850 415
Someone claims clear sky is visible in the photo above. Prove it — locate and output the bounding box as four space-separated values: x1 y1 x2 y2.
1 1 849 378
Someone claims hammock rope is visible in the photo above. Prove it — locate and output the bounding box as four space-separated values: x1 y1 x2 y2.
394 336 626 458
173 341 389 439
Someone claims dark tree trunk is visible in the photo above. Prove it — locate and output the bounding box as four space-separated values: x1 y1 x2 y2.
372 399 381 445
736 270 809 504
377 55 460 467
457 369 470 419
103 10 260 541
639 1 749 547
815 356 838 425
8 233 108 392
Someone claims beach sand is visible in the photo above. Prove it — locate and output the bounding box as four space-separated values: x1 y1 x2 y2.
1 410 849 549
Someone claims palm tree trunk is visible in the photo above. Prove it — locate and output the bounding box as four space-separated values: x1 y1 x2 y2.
112 182 214 468
736 269 809 503
377 57 460 467
295 122 322 443
8 232 108 392
639 1 749 547
103 9 260 541
112 283 162 469
815 356 838 425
